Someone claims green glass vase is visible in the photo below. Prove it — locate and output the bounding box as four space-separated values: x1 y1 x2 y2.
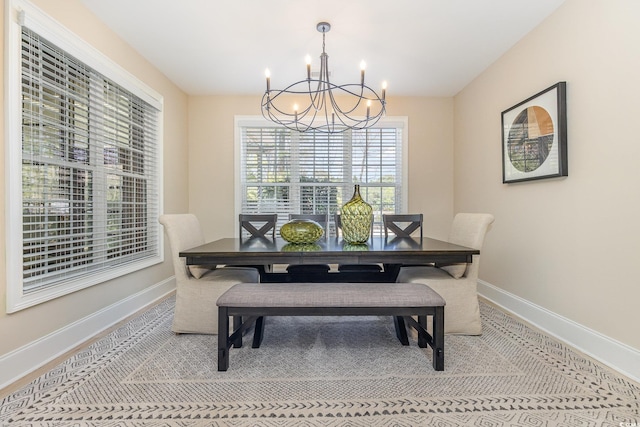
340 185 373 243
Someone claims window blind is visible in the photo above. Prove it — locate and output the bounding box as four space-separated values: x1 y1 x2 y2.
240 123 404 236
20 27 161 293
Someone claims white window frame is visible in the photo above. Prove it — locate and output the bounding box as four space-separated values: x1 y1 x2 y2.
234 116 408 235
4 0 164 312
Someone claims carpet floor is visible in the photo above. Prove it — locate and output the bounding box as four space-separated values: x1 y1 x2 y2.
1 296 638 426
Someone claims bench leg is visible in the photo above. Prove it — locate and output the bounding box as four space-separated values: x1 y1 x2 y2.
393 315 409 346
252 316 265 348
433 306 444 371
218 306 230 371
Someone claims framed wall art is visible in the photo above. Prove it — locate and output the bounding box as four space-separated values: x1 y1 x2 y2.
501 82 567 183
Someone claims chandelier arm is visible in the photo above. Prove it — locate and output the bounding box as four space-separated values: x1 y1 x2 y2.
327 85 365 116
263 91 385 132
263 86 385 129
262 104 295 127
306 79 326 113
327 83 385 121
262 92 296 117
307 52 330 113
295 106 319 133
263 91 323 132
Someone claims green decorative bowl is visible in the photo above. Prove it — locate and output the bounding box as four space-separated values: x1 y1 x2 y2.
280 219 324 244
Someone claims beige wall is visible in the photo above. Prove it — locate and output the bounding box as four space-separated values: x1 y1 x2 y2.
454 0 640 350
0 0 188 356
187 95 455 241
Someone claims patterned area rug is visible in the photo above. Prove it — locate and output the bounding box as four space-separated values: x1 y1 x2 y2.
1 297 638 426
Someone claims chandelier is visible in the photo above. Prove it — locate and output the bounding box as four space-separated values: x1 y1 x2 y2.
261 22 387 134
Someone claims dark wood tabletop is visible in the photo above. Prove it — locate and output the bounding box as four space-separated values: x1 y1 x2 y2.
180 236 478 274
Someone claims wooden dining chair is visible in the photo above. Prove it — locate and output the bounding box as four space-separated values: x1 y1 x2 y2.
239 214 278 240
383 213 426 268
238 213 278 273
286 213 331 276
383 213 423 239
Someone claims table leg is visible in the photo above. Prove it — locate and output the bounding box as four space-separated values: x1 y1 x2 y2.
252 316 265 348
393 315 409 345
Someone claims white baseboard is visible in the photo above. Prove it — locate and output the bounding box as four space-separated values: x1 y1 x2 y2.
0 277 175 390
478 279 640 384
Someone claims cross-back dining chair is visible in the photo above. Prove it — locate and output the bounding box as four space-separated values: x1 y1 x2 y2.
383 213 423 239
383 213 427 267
238 213 278 273
239 214 278 240
286 213 331 276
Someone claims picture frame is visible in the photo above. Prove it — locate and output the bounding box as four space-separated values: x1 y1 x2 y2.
501 82 567 183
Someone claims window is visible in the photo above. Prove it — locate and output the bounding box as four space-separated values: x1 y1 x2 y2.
236 117 407 236
5 0 163 312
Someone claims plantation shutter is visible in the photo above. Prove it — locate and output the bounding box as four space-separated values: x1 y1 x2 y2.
20 27 161 292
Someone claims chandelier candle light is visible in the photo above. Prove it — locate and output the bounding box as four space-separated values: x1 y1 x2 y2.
262 22 387 133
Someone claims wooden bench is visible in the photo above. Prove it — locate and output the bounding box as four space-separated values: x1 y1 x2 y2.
216 282 446 371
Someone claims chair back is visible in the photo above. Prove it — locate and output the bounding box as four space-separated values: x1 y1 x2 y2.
334 213 342 238
383 213 423 239
239 214 278 239
448 213 494 279
159 214 205 281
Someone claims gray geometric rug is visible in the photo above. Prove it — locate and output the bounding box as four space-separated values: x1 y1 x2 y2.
1 297 639 426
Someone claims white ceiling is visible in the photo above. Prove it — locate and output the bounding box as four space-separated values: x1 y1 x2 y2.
80 0 566 97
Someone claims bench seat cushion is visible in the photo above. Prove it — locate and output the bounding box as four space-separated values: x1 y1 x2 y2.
217 282 445 308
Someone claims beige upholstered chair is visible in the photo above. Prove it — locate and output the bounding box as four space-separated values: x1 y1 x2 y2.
159 214 259 334
396 213 494 335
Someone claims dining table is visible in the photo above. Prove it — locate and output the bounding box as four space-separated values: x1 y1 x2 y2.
180 236 479 283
